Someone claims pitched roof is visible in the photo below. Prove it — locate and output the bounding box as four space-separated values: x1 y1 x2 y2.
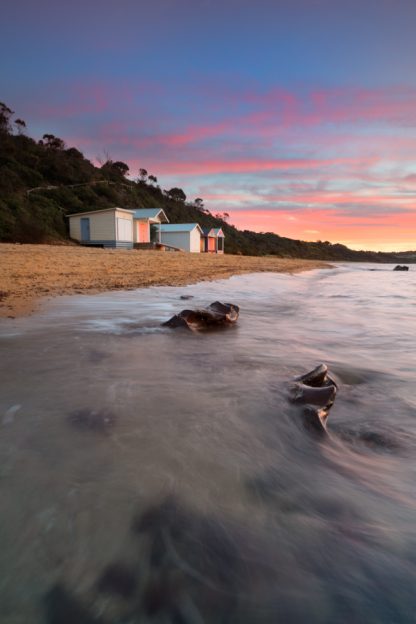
201 227 215 236
160 223 203 233
66 207 135 218
131 208 169 222
201 227 225 237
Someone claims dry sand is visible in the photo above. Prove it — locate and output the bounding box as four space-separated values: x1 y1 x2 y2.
0 244 330 318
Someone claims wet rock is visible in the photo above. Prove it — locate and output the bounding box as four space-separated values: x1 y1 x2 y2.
133 496 248 591
293 363 335 388
339 428 402 452
179 295 194 300
44 584 103 624
393 265 409 271
358 431 399 450
143 574 182 616
130 496 278 622
132 495 185 538
300 406 331 437
163 301 239 331
97 562 138 599
289 364 338 436
67 408 116 433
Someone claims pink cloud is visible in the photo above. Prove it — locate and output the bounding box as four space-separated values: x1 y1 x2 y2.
128 156 377 176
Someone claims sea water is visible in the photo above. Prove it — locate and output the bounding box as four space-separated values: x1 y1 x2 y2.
0 263 415 623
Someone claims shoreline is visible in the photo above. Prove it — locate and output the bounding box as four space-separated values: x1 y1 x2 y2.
0 244 331 319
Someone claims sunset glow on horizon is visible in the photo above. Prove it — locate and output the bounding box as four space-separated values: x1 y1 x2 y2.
2 0 416 252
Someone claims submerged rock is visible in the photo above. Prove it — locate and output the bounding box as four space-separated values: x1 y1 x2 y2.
338 428 402 453
289 364 338 436
97 562 138 599
163 301 239 331
67 408 116 433
44 584 103 624
132 495 255 591
393 265 409 271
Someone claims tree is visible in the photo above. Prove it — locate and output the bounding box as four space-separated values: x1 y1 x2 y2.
112 161 129 176
41 134 65 150
148 174 157 184
214 212 229 222
167 187 186 202
139 168 148 182
65 147 84 159
0 102 14 134
14 119 26 135
194 197 204 210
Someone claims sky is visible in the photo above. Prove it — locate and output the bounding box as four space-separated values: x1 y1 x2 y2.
2 0 416 251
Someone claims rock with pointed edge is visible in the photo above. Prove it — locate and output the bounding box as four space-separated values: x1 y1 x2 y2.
289 364 338 436
163 301 239 330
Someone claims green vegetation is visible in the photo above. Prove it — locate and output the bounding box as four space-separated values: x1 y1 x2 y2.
0 101 413 261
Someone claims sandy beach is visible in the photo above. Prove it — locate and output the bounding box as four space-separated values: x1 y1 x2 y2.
0 243 329 318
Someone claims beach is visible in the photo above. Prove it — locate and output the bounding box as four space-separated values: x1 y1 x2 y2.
0 243 329 318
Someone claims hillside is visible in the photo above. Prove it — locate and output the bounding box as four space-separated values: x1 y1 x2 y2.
0 101 413 262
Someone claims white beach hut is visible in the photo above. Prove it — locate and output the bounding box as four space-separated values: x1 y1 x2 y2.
159 223 203 252
67 207 134 248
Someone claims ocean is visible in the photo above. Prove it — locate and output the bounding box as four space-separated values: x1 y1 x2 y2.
1 263 415 623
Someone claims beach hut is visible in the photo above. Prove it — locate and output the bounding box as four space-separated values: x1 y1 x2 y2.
67 207 134 248
212 227 225 253
132 208 169 245
159 223 203 252
201 227 225 253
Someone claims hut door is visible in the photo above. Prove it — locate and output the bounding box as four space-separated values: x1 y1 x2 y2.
81 218 90 241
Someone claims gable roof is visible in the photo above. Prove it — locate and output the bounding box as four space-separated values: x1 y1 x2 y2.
201 227 215 236
212 228 225 237
201 227 225 237
66 207 135 218
132 208 169 222
160 223 203 234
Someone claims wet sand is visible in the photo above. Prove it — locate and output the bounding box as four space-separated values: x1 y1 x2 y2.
0 243 329 318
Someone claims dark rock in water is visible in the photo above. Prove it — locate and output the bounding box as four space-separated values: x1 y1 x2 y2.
180 295 194 300
130 495 277 622
294 363 335 388
134 496 245 589
142 575 182 616
97 562 138 599
289 364 338 435
208 301 240 320
67 408 116 433
393 265 409 271
132 496 187 542
300 406 329 437
359 431 399 450
338 428 402 452
44 584 103 624
163 301 239 331
290 383 336 408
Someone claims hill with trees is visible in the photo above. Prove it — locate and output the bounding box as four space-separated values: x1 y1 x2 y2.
0 101 413 262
